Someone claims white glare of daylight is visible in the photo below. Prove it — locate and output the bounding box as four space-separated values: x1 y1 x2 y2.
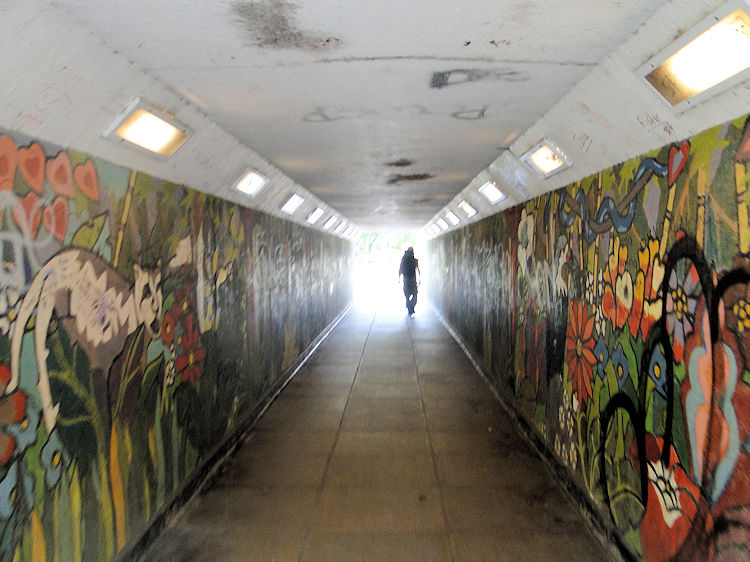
281 194 305 215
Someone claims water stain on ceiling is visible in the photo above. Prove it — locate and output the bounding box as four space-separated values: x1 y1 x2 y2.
387 173 433 185
430 68 526 89
232 0 341 51
386 158 414 167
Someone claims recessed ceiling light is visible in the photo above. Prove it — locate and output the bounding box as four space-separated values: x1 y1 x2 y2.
103 97 189 157
520 140 571 178
431 224 441 235
478 181 507 204
234 168 268 196
642 5 750 108
307 207 325 224
281 194 304 215
445 211 460 225
322 216 338 230
436 218 449 230
458 200 477 217
334 221 347 234
344 225 355 236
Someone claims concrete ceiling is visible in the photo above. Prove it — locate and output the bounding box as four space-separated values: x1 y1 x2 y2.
5 1 750 231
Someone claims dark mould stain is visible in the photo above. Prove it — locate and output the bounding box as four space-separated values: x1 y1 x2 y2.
303 106 376 123
231 1 341 51
463 41 471 46
430 68 525 89
451 106 489 120
489 39 511 48
386 158 413 167
387 173 433 185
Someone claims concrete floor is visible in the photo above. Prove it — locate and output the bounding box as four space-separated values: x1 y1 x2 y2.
142 307 609 561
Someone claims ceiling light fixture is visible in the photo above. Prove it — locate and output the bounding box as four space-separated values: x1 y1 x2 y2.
641 3 750 109
281 194 304 215
436 218 449 230
334 221 347 234
478 181 507 204
344 225 355 237
445 211 460 226
458 200 477 217
233 168 268 197
103 97 190 157
322 216 338 230
431 224 441 235
307 207 325 224
520 139 571 179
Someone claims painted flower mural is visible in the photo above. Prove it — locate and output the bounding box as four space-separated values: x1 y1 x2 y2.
428 115 750 561
565 300 596 408
602 237 634 332
666 260 700 363
0 128 352 560
176 315 205 387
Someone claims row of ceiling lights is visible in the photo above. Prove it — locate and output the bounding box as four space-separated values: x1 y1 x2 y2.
102 98 358 239
426 0 750 238
426 139 568 235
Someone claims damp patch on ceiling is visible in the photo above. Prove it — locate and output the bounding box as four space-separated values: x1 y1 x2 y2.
232 1 341 51
430 68 526 89
387 173 433 185
386 159 414 167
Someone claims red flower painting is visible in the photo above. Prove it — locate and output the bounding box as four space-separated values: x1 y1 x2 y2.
176 315 205 387
565 300 596 408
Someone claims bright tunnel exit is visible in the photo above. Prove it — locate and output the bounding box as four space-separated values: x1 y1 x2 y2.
352 232 427 316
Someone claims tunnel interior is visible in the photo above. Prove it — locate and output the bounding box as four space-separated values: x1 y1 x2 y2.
2 1 750 561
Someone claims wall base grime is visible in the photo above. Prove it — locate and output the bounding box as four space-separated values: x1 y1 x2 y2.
119 304 352 561
427 114 750 561
430 302 635 562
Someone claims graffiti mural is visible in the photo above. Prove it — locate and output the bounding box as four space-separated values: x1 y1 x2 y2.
429 114 750 560
0 129 352 560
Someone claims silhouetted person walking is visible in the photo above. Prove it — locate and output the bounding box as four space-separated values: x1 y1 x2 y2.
399 247 420 316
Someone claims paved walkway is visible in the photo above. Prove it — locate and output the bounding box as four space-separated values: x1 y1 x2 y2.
143 306 608 561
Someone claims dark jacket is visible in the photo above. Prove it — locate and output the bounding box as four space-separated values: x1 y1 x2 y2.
399 251 418 280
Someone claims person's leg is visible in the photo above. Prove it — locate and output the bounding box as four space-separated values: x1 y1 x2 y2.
405 280 417 314
403 282 411 312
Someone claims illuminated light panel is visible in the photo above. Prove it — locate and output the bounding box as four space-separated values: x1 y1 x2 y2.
234 169 268 196
281 194 304 215
431 224 441 235
436 218 449 230
478 181 507 204
104 98 189 157
322 216 338 230
334 221 347 234
344 225 355 236
520 140 571 178
307 207 325 224
458 200 477 217
445 211 460 225
645 8 750 106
